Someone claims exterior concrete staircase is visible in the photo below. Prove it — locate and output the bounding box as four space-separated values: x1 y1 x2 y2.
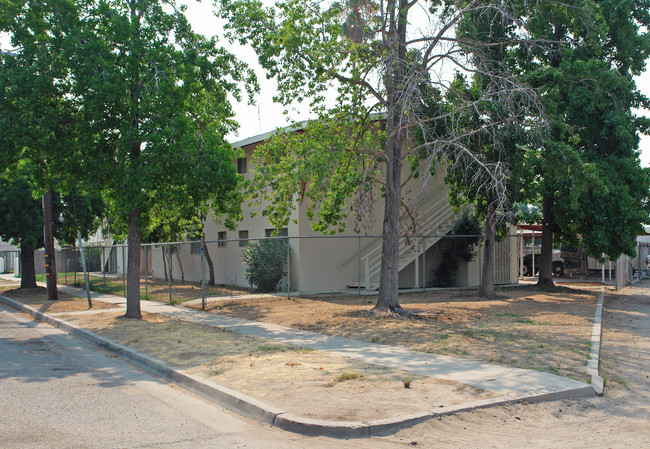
348 195 457 290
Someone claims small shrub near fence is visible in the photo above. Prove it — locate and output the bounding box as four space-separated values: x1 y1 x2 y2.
242 238 289 292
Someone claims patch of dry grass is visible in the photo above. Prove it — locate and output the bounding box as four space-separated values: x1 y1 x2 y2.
194 286 599 382
1 286 117 313
60 311 497 421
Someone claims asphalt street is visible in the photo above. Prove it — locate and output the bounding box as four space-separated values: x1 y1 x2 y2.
0 304 399 449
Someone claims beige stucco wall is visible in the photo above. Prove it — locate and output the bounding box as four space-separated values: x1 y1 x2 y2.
148 132 520 292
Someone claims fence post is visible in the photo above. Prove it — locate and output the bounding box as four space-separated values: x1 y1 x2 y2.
413 238 419 289
144 245 148 300
77 230 92 308
478 238 483 287
531 234 535 278
122 245 126 297
422 236 426 292
358 236 361 296
102 246 106 289
201 239 206 311
287 236 291 299
168 247 173 304
519 231 524 279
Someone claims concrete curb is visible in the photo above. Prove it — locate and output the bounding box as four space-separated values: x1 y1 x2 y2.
0 294 599 438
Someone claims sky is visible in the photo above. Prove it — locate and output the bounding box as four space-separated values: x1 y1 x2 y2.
179 1 650 168
2 0 650 167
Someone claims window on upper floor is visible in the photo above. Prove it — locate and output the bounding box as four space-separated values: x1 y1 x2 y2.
237 157 247 174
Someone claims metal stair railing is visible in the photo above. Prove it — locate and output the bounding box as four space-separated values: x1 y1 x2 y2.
359 196 457 290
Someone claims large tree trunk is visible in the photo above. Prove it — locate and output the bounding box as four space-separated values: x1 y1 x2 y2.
374 0 408 314
20 246 37 289
479 203 497 298
42 188 57 300
204 240 215 286
536 23 563 290
375 156 403 313
125 210 142 318
537 193 555 288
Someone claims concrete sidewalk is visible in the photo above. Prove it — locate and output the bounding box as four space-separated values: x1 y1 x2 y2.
0 276 601 437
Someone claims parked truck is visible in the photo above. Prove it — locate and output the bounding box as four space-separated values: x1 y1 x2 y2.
521 248 618 278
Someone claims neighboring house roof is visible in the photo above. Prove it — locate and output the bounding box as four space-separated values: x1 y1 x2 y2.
0 239 18 251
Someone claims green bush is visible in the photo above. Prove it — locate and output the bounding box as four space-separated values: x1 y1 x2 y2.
242 238 289 292
84 247 103 272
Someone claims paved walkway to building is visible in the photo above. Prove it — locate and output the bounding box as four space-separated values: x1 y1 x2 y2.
47 281 594 398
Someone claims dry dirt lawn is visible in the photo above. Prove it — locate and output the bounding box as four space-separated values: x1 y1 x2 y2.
50 310 498 422
196 286 599 382
2 278 649 447
0 286 118 313
0 282 599 423
378 282 650 449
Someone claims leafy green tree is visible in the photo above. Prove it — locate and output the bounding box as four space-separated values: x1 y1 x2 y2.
0 0 80 193
220 0 542 313
1 0 100 291
63 0 252 318
522 0 650 287
56 189 105 246
0 164 103 288
430 210 482 288
437 2 540 298
0 172 43 288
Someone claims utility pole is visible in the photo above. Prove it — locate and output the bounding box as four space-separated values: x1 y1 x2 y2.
43 188 58 300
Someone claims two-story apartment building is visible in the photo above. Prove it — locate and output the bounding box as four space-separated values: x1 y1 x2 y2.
147 126 519 294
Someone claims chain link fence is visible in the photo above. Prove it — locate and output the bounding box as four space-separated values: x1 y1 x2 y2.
0 250 19 275
15 233 648 305
515 236 650 288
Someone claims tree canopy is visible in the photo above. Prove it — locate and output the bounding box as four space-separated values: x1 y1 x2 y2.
0 0 101 289
2 0 251 316
521 0 650 286
67 0 253 317
0 163 103 288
